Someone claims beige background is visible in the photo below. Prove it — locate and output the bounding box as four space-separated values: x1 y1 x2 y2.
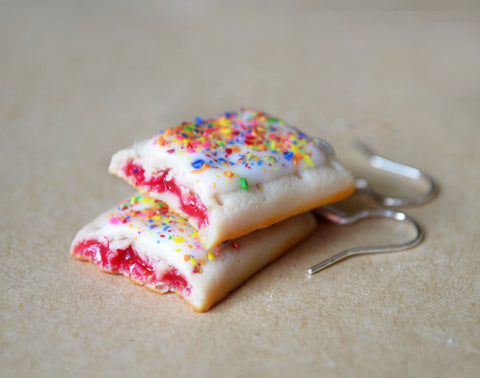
1 1 479 377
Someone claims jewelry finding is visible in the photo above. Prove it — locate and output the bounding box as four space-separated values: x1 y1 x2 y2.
309 139 438 274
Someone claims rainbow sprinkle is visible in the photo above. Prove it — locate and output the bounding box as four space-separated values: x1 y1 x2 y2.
240 177 248 191
106 195 237 274
151 108 322 192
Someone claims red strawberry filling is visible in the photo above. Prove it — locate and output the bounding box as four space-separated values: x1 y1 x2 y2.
123 160 208 228
73 239 191 295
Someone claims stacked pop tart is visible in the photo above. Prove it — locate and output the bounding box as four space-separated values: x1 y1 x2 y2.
70 109 355 311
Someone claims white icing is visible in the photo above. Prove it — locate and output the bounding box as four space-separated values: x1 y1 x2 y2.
126 109 328 200
77 196 229 274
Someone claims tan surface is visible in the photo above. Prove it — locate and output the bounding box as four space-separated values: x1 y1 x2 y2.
1 1 479 377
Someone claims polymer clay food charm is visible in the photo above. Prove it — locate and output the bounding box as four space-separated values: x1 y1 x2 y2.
109 108 355 250
70 195 316 312
71 108 356 311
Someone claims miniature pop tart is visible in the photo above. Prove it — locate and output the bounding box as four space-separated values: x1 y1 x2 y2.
70 195 316 312
109 108 355 250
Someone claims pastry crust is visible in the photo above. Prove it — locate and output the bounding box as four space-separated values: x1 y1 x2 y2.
70 195 317 312
109 108 354 249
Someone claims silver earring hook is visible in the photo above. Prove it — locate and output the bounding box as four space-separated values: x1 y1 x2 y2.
309 138 436 274
353 139 438 206
314 138 438 206
308 206 423 274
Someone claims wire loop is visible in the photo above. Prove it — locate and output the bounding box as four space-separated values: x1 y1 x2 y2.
353 139 438 206
309 139 438 274
308 206 423 274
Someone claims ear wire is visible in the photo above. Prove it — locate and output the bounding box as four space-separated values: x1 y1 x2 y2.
308 140 438 274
